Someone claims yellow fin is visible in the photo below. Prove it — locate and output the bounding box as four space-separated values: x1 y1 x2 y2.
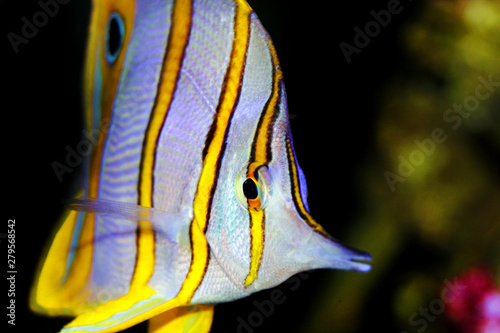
148 305 214 333
60 287 183 333
30 207 94 316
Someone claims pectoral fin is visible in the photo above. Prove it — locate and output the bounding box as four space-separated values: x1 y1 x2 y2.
148 305 214 333
31 196 191 319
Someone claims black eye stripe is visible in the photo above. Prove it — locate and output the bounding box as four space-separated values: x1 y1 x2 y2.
243 178 258 200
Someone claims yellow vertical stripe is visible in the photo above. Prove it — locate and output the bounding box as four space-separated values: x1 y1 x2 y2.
177 0 252 301
245 209 265 286
139 0 193 207
249 40 282 163
286 137 328 237
133 0 193 290
244 39 282 287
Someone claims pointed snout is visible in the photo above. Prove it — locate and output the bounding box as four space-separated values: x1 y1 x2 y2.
291 230 372 273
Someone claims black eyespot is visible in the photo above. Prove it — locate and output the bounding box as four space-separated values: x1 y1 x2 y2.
106 13 125 64
243 178 258 200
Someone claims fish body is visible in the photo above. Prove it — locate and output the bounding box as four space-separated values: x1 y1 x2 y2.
31 0 371 332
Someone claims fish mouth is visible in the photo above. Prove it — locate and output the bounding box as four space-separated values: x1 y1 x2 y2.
336 249 372 273
304 235 372 273
329 238 372 272
282 220 373 274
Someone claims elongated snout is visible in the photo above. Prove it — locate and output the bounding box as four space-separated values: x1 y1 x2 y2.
293 231 372 272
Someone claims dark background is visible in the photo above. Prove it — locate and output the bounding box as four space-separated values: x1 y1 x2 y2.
3 0 423 332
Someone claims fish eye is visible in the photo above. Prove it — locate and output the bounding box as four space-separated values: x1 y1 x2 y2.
105 12 125 64
236 164 272 211
243 178 258 200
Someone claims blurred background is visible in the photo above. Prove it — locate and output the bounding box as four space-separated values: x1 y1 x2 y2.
3 0 500 332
